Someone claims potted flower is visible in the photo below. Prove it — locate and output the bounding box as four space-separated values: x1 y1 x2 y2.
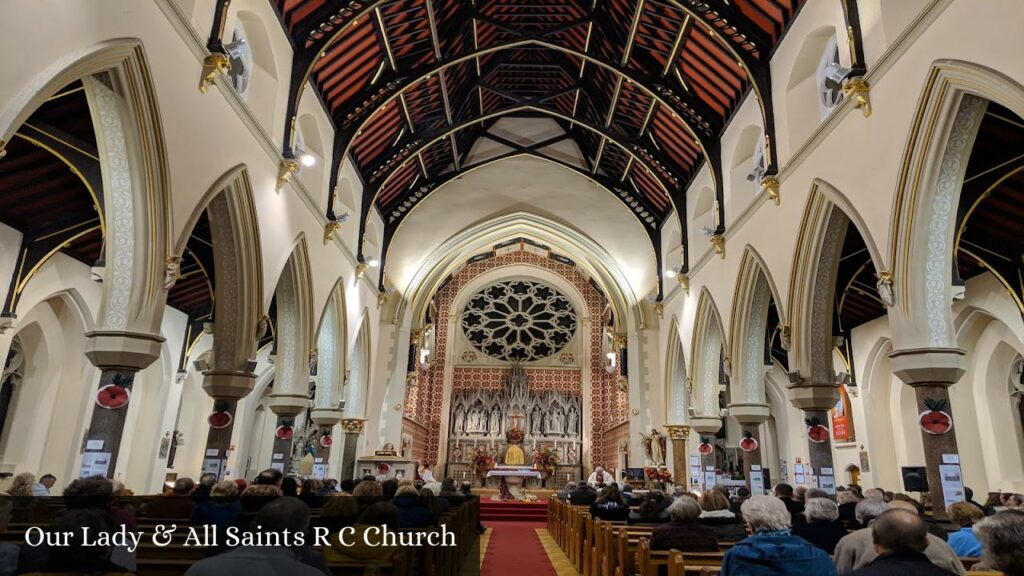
643 466 673 489
531 446 559 480
473 450 496 478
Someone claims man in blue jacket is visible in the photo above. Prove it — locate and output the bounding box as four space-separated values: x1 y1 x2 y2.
722 495 837 576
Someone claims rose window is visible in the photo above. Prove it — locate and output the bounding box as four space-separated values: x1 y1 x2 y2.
461 280 577 362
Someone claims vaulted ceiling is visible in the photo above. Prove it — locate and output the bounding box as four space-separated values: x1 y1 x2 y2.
269 0 805 292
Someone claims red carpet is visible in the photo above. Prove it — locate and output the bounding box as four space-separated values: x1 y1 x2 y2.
479 499 549 521
481 521 555 576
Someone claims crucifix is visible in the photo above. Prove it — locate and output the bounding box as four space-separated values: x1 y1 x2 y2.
510 413 524 431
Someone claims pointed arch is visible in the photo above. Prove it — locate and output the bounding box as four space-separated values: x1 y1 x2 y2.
890 60 1024 349
176 165 264 400
312 277 348 418
690 287 727 419
788 180 884 387
344 311 372 418
0 40 172 367
665 317 688 425
729 246 786 408
267 236 315 415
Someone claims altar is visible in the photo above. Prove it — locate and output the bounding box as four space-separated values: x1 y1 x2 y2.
485 465 543 500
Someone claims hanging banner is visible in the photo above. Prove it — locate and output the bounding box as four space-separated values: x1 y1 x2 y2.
831 385 856 442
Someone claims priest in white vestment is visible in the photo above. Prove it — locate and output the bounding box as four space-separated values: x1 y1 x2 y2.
586 466 609 487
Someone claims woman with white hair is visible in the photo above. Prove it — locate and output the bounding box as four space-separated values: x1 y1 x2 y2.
649 495 719 552
721 495 836 576
792 497 848 554
974 510 1024 575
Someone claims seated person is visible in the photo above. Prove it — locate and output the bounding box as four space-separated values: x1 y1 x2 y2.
846 509 958 576
698 489 747 542
316 494 361 530
236 484 283 528
186 497 325 575
420 487 448 517
628 492 669 525
143 477 197 519
555 482 576 502
190 480 243 556
323 502 402 564
568 483 598 506
29 509 133 575
439 478 466 506
793 497 848 555
621 484 641 506
650 497 719 552
392 483 434 528
589 485 630 522
834 499 965 575
945 501 983 557
972 510 1024 574
722 495 836 575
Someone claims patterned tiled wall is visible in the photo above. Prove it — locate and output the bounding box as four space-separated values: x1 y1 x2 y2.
410 248 624 467
452 367 581 394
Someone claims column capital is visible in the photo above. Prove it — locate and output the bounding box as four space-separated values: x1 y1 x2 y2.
786 382 840 411
310 407 343 426
269 393 309 416
664 424 691 440
889 347 966 387
341 418 367 434
202 370 255 399
689 415 723 435
728 403 771 425
84 330 165 371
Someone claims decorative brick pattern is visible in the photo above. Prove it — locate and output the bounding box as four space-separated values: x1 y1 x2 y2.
452 367 581 394
411 249 622 467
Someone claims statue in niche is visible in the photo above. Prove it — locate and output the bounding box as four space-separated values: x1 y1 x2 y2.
467 403 485 433
567 405 579 435
489 406 502 436
530 405 543 436
452 404 466 435
547 408 565 436
567 443 577 465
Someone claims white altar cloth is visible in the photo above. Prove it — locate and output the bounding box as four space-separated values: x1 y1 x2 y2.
486 468 542 479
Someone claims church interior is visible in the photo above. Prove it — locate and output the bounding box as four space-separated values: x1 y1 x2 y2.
0 0 1023 575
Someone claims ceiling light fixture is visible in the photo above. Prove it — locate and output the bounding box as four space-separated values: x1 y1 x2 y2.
366 257 381 268
299 152 316 167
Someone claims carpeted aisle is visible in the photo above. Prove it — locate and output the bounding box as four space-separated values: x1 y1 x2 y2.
480 521 562 576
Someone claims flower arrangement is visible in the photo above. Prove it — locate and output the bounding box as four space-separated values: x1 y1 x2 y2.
644 466 672 483
473 449 496 476
505 426 524 445
531 446 559 478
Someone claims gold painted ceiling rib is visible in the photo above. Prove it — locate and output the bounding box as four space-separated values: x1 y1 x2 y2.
621 0 645 67
375 7 396 70
604 76 624 128
438 69 454 125
663 15 691 77
424 0 442 62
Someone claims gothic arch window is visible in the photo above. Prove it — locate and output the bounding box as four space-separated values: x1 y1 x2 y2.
461 280 577 362
0 338 24 443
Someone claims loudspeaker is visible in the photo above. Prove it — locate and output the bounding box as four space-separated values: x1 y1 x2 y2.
901 466 929 492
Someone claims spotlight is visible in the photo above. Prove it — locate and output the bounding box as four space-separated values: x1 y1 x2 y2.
300 152 316 167
366 257 381 268
665 266 683 279
334 212 352 224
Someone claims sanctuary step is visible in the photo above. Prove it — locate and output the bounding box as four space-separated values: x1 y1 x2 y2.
479 499 549 522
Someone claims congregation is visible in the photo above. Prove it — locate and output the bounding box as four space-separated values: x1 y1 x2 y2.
0 470 481 575
554 479 1024 575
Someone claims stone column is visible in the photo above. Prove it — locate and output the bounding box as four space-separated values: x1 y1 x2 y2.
890 348 966 520
730 404 769 494
82 331 164 478
201 372 256 474
340 418 367 480
664 424 691 488
202 399 238 480
269 393 308 473
310 407 343 477
690 416 722 487
787 384 839 485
